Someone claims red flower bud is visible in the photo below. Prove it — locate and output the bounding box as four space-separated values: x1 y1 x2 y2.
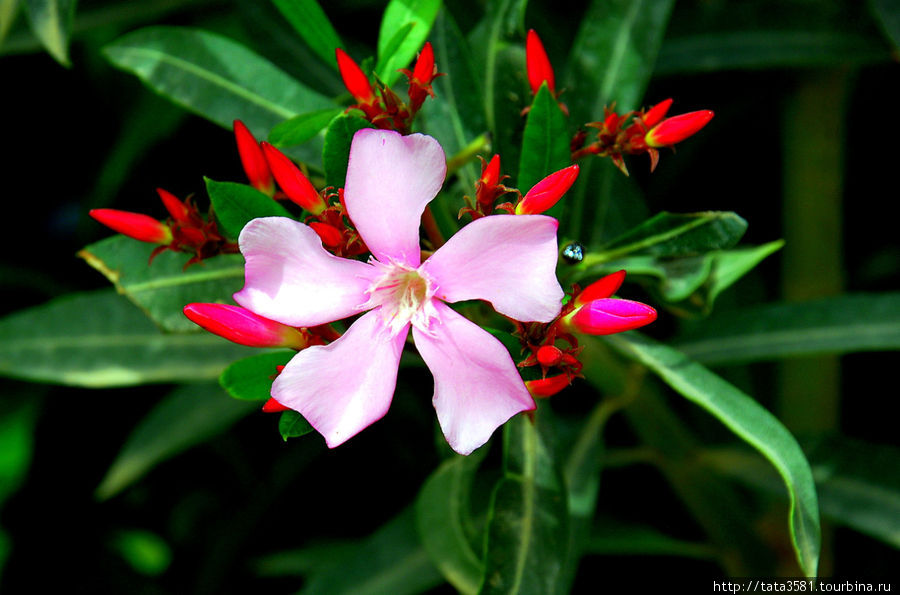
336 48 376 105
261 142 326 214
156 188 197 226
645 110 714 148
233 120 275 196
309 222 344 248
525 374 571 398
536 345 564 367
526 29 555 95
515 164 579 215
262 398 290 413
89 209 173 244
481 154 501 188
412 42 436 85
563 298 657 335
183 303 310 349
575 270 626 306
642 98 673 128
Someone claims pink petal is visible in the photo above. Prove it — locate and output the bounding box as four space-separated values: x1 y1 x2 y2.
272 309 408 448
413 301 535 455
234 217 377 327
343 129 446 267
421 215 563 323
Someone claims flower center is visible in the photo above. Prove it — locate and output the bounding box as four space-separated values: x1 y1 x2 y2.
363 261 437 335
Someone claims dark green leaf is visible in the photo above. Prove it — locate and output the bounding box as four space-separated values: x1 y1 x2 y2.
517 84 570 197
205 178 294 239
564 0 674 121
870 0 900 50
417 453 485 595
0 399 38 505
323 111 375 188
597 211 747 258
675 292 900 366
375 0 442 87
268 108 342 148
271 0 343 69
656 31 890 75
79 236 245 333
279 410 314 440
585 519 716 558
0 290 254 387
0 0 19 46
23 0 76 66
480 412 569 594
103 26 337 166
110 530 172 576
300 506 443 595
598 333 821 576
96 383 259 499
220 351 295 401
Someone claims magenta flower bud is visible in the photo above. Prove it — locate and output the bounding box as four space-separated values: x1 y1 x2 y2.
515 164 579 215
645 110 714 148
183 303 310 349
89 209 173 244
563 298 657 335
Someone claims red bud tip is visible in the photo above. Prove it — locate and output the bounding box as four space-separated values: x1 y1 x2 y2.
575 270 627 306
412 42 436 84
262 398 291 413
536 345 564 368
526 29 555 95
645 110 714 148
516 164 579 215
233 120 275 196
309 222 344 248
89 209 173 244
261 142 326 214
481 154 501 187
526 374 571 398
183 303 309 349
336 48 376 105
155 188 193 226
564 298 657 335
642 98 673 128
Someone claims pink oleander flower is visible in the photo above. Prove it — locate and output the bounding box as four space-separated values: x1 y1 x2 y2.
234 129 564 455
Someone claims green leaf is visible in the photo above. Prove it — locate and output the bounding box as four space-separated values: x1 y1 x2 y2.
23 0 76 66
79 235 245 333
0 0 21 46
585 519 716 558
205 178 294 239
516 84 570 197
270 0 343 69
323 111 375 188
220 351 295 401
0 290 254 387
375 0 442 87
564 0 674 121
110 529 172 576
480 412 569 594
0 400 38 505
416 453 486 595
486 44 527 174
597 332 821 577
870 0 900 50
96 383 259 499
278 410 314 440
674 292 900 366
103 26 337 166
299 506 443 595
656 30 890 75
268 107 342 148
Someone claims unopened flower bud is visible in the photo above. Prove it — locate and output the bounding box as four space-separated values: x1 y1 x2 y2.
262 398 290 413
575 270 626 306
336 48 376 105
645 110 714 148
309 222 344 248
642 98 673 128
526 29 555 95
515 164 579 215
412 42 436 85
89 209 173 244
233 120 275 196
562 298 657 335
261 142 326 214
525 374 570 398
536 345 564 367
183 303 310 349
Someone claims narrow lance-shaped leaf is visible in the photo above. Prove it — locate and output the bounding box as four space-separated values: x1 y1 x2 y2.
674 292 900 366
322 111 375 189
375 0 442 87
517 84 570 201
271 0 343 69
24 0 76 66
0 290 255 388
103 26 338 165
79 236 245 333
598 332 821 577
96 383 259 499
205 178 295 239
480 411 569 594
268 108 342 148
